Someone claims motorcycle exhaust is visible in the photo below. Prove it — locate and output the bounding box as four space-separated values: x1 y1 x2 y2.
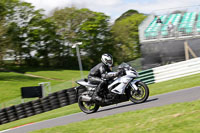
81 95 92 102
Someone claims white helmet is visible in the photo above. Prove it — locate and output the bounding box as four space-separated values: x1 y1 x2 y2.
101 54 113 67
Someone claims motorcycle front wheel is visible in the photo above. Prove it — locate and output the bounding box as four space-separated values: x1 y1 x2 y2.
129 81 149 104
78 94 99 114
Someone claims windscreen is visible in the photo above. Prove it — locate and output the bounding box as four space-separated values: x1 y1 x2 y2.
118 63 131 69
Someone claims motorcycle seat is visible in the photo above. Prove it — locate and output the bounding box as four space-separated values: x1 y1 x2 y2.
76 79 98 88
86 83 98 87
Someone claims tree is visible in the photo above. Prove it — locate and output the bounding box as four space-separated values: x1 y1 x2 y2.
0 1 10 65
111 12 146 64
27 17 63 67
0 22 7 65
115 9 139 22
51 7 115 69
1 0 64 67
50 7 95 69
2 0 45 65
78 12 114 68
51 8 94 43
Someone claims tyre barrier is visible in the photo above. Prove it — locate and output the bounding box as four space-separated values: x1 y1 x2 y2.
0 87 86 125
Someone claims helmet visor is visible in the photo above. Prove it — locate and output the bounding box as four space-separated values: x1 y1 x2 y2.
106 59 113 66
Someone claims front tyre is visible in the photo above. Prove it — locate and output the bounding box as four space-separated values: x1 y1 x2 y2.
129 81 149 104
78 94 99 114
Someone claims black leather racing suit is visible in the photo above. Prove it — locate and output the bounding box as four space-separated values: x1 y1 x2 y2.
88 63 116 96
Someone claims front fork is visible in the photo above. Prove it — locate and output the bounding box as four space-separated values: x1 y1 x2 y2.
129 80 140 91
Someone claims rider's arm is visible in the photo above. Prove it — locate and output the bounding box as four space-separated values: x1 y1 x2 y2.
100 66 118 79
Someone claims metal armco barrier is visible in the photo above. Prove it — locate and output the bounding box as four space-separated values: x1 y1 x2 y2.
138 69 155 84
0 87 86 125
153 57 200 83
138 57 200 84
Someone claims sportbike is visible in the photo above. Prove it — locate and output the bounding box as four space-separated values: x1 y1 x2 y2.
76 63 149 114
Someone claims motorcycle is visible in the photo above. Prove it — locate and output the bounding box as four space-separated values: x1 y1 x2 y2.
75 63 149 114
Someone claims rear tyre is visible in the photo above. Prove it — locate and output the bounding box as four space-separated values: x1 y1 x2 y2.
78 94 99 114
129 81 149 104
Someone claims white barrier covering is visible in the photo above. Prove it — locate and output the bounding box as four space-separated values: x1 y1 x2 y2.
153 57 200 83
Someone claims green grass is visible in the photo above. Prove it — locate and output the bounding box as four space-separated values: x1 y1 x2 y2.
31 100 200 133
26 70 89 81
3 65 89 80
149 73 200 96
0 72 62 104
0 73 199 131
0 70 89 106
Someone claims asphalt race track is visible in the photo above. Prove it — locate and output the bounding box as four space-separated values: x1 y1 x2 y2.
1 86 200 133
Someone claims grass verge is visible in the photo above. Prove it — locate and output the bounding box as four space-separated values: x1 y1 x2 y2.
149 73 200 96
0 70 89 105
26 70 89 81
32 100 200 133
0 72 62 104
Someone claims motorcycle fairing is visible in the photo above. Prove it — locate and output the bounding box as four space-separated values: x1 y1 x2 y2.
108 75 132 94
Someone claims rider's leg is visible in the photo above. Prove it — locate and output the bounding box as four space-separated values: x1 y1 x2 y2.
88 76 103 101
95 80 108 101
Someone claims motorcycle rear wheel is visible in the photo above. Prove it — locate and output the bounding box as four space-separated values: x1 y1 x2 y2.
78 95 99 114
129 81 149 104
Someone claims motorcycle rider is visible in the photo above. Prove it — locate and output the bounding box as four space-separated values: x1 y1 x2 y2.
88 54 119 101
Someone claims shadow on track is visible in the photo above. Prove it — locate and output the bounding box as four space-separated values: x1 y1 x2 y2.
97 98 159 113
